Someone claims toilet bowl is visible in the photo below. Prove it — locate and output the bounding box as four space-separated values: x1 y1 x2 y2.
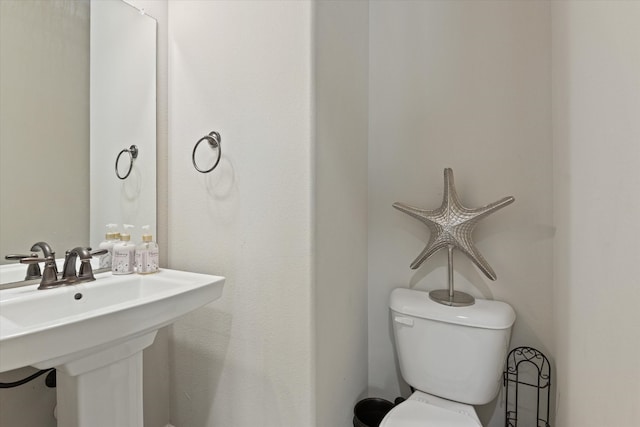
387 288 515 426
380 391 481 427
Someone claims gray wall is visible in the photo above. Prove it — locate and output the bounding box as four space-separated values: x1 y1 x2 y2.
552 2 640 425
0 0 90 262
0 1 89 425
314 2 369 426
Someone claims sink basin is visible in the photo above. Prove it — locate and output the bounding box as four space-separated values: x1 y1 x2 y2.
0 267 224 427
0 268 224 373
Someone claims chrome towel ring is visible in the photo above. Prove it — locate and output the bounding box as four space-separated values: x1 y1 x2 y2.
115 145 138 180
192 131 222 173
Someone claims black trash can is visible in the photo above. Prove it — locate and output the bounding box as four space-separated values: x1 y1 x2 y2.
353 398 394 427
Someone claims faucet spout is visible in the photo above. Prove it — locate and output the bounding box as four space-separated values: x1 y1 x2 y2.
62 247 106 283
30 241 54 258
30 241 57 275
62 247 91 281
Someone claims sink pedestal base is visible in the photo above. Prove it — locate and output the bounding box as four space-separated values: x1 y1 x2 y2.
55 332 157 427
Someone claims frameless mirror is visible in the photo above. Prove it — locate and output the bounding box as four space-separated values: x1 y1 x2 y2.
0 0 156 276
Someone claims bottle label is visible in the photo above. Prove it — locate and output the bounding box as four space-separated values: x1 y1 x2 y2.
136 248 159 274
112 249 134 274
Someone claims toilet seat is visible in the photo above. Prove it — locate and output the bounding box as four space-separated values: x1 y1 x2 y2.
380 391 482 427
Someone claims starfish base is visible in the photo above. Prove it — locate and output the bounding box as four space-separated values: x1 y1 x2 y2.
429 289 475 307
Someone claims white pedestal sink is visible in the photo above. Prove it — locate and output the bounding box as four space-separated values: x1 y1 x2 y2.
0 268 225 427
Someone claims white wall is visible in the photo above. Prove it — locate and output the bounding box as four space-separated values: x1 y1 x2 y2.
368 2 553 426
167 2 314 426
314 2 369 426
552 2 640 426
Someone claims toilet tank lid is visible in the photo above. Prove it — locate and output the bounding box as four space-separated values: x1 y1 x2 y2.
390 288 515 330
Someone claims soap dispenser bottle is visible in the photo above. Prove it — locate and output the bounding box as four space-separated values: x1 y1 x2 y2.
112 224 135 275
136 225 159 274
98 224 118 269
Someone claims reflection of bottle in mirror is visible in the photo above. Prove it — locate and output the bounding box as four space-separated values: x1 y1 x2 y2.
112 225 135 275
98 224 118 269
136 225 159 274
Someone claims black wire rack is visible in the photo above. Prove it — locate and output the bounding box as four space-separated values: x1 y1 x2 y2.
503 346 551 427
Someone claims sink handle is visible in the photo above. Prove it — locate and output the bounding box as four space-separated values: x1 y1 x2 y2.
5 253 38 261
20 256 60 289
6 253 42 280
77 249 108 282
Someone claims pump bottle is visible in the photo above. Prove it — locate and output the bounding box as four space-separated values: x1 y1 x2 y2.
136 225 159 274
98 224 118 269
112 225 135 275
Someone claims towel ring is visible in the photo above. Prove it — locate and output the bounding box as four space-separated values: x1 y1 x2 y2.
115 145 138 180
192 131 222 173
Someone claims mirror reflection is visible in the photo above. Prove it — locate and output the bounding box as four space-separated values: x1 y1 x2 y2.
1 0 90 261
0 0 157 274
89 0 157 248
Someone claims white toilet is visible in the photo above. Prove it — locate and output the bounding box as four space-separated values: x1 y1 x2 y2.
381 288 516 427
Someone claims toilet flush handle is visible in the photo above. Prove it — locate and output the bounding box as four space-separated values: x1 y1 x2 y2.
394 316 414 327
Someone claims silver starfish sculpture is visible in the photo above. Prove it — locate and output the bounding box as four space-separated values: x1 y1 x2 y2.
393 168 514 306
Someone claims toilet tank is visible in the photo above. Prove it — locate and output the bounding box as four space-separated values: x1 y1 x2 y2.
390 288 515 405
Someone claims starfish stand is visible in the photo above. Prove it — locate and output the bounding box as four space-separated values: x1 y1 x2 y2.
393 168 514 308
428 246 475 307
